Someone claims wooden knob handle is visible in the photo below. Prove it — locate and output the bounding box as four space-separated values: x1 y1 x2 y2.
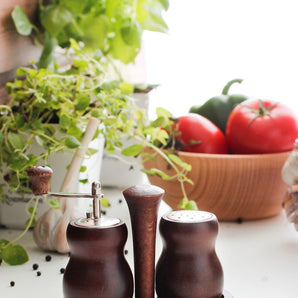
27 166 53 195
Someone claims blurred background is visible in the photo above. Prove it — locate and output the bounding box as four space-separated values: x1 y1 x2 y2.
142 0 298 118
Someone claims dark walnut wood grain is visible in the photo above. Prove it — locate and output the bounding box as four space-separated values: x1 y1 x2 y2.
63 221 133 298
123 185 165 298
156 211 224 298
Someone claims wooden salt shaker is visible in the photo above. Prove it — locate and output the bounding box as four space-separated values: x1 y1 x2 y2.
156 210 229 298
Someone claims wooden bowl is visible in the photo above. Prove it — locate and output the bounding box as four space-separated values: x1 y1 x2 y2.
143 150 290 221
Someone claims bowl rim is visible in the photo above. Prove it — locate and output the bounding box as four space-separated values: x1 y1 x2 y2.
175 150 292 159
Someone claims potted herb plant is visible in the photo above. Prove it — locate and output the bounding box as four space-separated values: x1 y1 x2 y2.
0 0 172 265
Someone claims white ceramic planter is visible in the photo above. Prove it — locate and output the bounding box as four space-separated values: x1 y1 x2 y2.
0 135 104 229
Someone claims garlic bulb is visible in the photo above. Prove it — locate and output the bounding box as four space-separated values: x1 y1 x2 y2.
283 191 298 231
281 139 298 231
33 198 81 253
281 139 298 185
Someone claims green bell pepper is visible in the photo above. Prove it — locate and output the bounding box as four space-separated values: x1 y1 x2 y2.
189 78 249 133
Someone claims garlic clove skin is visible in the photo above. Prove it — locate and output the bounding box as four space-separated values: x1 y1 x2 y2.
281 139 298 185
33 208 64 252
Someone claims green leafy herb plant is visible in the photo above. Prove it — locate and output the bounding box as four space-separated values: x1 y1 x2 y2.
12 0 169 68
0 40 140 265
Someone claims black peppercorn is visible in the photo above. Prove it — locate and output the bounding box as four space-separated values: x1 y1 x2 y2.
118 199 122 204
60 268 65 274
124 249 128 255
236 217 243 224
32 263 39 270
45 255 52 262
37 271 42 276
10 281 15 287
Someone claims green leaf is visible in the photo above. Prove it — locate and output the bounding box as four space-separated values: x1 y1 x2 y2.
141 152 155 161
64 136 81 148
156 129 169 146
41 5 73 38
0 239 9 248
185 200 198 210
151 116 168 128
11 6 34 36
0 131 3 142
156 107 172 118
80 165 87 172
25 217 37 228
78 14 109 50
59 114 71 129
137 2 168 33
15 114 25 129
158 0 170 10
178 197 188 209
101 197 110 207
85 148 98 156
16 67 29 77
121 144 143 157
27 206 37 216
59 0 90 14
75 94 90 111
120 82 133 95
109 27 141 64
48 199 60 209
144 168 173 180
90 109 101 118
67 125 83 139
73 59 89 71
168 154 192 171
120 18 142 46
2 244 29 265
35 136 47 148
79 178 88 184
6 155 27 171
8 132 24 150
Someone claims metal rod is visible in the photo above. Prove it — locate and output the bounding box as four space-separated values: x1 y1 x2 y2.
92 182 103 224
48 193 95 198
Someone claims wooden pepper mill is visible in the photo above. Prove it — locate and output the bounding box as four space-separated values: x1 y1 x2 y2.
156 210 232 298
27 167 133 298
63 182 133 298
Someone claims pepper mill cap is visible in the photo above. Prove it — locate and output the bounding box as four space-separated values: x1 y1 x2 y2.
74 216 121 228
164 210 216 223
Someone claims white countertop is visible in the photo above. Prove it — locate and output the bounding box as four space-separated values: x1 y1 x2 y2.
0 187 297 298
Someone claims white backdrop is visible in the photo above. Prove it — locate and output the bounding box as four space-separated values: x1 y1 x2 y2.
143 0 298 118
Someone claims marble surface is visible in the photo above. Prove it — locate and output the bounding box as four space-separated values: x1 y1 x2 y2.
0 187 297 298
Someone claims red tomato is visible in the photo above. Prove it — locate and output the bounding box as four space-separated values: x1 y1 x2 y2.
176 114 228 154
225 99 298 154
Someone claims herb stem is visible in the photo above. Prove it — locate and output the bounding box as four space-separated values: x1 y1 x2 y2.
4 196 40 248
134 135 190 202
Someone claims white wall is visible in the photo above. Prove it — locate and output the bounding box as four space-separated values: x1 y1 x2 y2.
143 0 298 118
